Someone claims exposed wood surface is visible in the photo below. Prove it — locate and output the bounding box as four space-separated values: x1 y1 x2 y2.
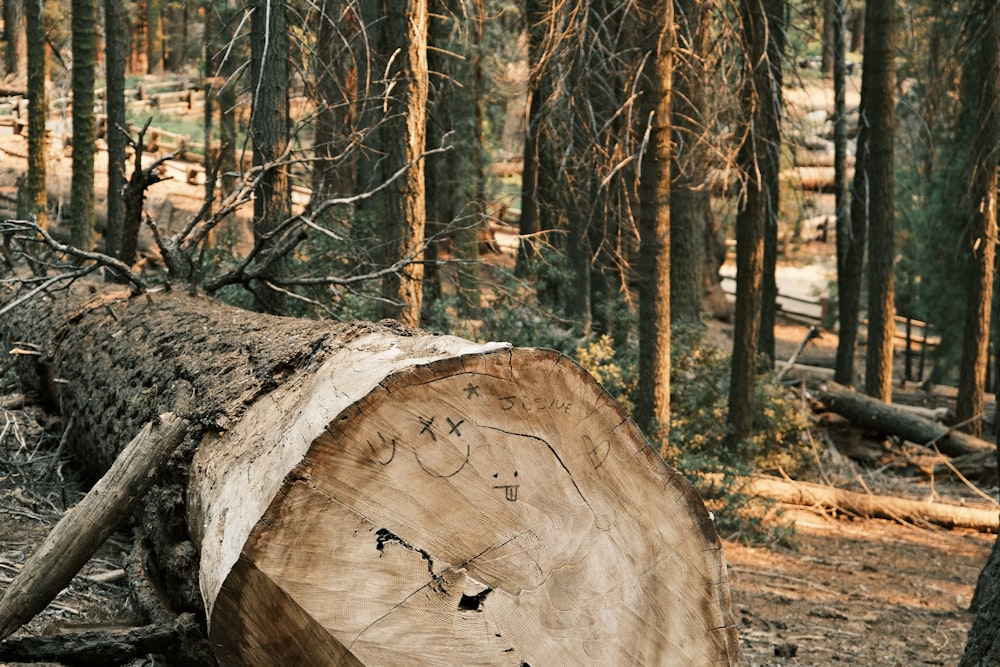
3 284 740 665
197 345 739 666
818 383 996 457
0 413 188 641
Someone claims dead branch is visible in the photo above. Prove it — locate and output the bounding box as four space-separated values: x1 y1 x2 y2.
0 414 188 641
742 474 999 533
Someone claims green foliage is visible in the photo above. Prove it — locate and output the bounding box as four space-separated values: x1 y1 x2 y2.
572 324 808 544
574 334 637 413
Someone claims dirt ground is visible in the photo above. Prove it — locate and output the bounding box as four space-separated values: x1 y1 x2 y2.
0 128 997 666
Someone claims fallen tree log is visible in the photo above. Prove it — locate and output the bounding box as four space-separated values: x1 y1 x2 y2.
0 413 188 640
2 284 739 666
817 383 996 458
744 475 999 533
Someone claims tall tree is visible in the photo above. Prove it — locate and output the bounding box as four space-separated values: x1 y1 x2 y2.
24 0 48 230
669 0 710 326
833 0 863 386
955 4 1000 436
378 0 429 327
861 0 896 402
959 13 1000 659
4 0 27 79
517 0 554 276
104 0 128 260
728 0 783 446
70 0 97 250
634 0 672 445
756 0 785 366
249 0 291 313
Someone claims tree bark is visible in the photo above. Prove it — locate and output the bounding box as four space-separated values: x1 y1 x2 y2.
379 0 428 327
955 0 1000 438
249 0 292 314
71 0 98 250
670 0 710 326
2 285 740 665
25 0 48 229
3 0 27 79
861 0 896 402
634 0 673 444
104 0 128 259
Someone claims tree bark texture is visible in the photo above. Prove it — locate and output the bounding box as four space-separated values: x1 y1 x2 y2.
756 0 785 368
71 0 98 250
634 0 672 443
2 285 739 665
833 0 858 386
861 0 896 402
25 0 48 229
104 0 128 259
250 0 292 313
3 0 26 78
955 2 1000 438
728 0 772 445
669 0 710 326
379 0 428 327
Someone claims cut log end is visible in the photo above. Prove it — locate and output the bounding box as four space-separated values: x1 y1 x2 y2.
198 347 738 666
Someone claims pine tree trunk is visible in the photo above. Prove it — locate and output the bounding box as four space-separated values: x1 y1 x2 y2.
71 0 98 250
249 0 291 313
104 0 128 260
3 285 739 666
3 0 27 80
634 0 672 442
379 0 428 327
955 2 999 438
862 0 896 402
25 0 48 229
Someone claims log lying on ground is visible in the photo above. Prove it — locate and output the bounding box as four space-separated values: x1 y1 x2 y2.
746 475 999 533
0 413 188 640
3 284 739 666
817 383 996 458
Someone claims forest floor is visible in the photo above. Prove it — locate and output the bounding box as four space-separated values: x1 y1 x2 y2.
0 117 997 665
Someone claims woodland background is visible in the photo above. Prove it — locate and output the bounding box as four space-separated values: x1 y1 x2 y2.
1 0 1000 664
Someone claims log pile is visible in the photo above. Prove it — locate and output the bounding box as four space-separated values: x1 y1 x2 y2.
1 284 740 665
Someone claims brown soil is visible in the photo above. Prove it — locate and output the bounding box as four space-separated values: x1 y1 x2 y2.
0 127 996 666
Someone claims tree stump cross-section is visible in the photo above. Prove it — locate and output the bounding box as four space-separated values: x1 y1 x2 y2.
196 346 737 666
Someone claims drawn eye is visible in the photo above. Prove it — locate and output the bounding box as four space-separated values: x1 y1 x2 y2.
513 471 518 477
493 472 498 478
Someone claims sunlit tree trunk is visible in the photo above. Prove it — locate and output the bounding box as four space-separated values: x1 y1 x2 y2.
130 0 150 74
4 0 27 79
634 0 672 445
955 4 999 437
378 0 428 327
25 0 48 230
71 0 97 250
862 0 896 402
959 11 1000 657
249 0 291 313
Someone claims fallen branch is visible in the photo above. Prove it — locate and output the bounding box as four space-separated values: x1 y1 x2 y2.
817 383 995 458
0 612 213 666
0 413 188 640
745 474 999 533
